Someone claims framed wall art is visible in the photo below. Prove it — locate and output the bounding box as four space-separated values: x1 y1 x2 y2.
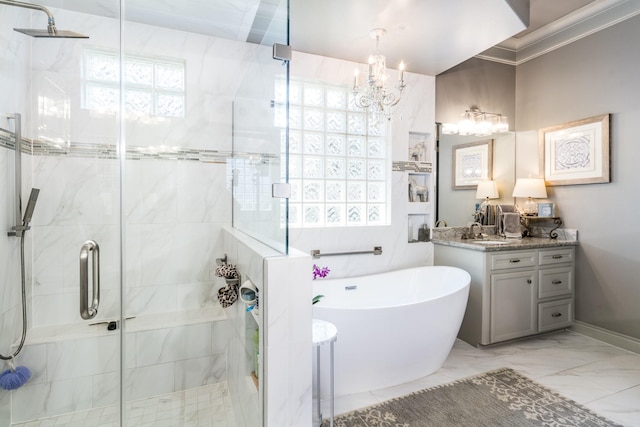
539 114 610 186
452 139 493 189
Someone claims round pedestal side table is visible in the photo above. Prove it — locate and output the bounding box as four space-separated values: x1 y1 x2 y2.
312 319 338 427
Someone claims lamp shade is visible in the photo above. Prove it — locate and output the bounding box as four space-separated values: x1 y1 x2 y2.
476 180 499 199
512 178 547 199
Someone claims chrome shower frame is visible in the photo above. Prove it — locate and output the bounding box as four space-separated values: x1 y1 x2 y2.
5 113 24 237
5 113 39 238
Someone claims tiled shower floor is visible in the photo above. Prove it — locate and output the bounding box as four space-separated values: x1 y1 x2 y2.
12 382 236 427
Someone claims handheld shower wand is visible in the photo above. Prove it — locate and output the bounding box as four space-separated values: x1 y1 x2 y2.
8 188 39 237
1 116 39 389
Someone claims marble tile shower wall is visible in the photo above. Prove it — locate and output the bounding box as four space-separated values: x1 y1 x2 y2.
0 7 273 424
30 156 232 326
24 10 258 329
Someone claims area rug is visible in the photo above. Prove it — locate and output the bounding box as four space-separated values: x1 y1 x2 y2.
324 368 622 427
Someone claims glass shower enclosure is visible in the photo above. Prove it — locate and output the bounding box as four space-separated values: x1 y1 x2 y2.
0 0 289 426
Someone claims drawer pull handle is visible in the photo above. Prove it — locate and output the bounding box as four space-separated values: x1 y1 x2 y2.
551 312 562 318
552 280 562 285
526 279 532 284
509 259 521 263
552 255 563 259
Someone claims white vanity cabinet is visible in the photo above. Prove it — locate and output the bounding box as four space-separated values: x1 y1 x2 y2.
434 244 575 346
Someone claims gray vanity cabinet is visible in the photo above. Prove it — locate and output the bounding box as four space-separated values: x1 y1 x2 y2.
434 244 575 346
490 269 537 343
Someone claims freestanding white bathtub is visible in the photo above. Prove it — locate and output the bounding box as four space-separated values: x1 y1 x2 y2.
313 265 470 396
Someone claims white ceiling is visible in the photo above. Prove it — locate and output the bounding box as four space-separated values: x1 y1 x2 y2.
289 0 528 76
33 0 640 73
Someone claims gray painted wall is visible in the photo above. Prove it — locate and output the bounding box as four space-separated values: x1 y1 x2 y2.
436 14 640 340
435 58 517 226
435 57 516 126
516 14 640 339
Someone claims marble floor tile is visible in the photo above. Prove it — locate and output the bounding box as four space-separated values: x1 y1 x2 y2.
321 331 640 427
10 331 640 427
585 385 640 427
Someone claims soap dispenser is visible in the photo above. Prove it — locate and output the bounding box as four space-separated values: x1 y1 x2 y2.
418 224 430 242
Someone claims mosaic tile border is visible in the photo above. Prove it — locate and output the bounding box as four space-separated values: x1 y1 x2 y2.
392 160 433 173
1 128 283 163
2 128 420 169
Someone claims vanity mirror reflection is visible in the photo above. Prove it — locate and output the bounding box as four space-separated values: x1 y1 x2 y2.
436 128 516 227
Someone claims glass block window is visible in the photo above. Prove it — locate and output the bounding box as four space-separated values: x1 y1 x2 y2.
276 77 390 227
83 49 185 118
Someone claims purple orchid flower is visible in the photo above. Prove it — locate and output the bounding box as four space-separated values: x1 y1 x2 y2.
312 264 330 280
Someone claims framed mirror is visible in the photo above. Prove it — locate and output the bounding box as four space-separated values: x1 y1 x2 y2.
436 127 516 226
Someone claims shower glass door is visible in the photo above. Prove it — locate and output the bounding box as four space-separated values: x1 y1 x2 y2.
120 0 289 426
1 1 289 426
0 1 123 426
232 3 290 254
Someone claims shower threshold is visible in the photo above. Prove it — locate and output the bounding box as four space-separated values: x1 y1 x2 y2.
11 382 237 427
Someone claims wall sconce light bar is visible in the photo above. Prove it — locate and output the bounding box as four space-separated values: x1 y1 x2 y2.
442 107 508 136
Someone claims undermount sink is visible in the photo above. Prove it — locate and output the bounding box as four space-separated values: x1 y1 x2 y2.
468 240 510 245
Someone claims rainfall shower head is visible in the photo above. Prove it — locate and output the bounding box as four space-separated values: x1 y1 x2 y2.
13 28 88 38
0 0 89 39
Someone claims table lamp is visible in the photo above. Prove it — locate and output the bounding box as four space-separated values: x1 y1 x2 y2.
512 178 547 215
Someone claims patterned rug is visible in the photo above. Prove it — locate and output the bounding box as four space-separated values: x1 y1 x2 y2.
325 368 622 427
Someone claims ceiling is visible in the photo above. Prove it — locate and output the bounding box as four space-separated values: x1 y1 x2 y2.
33 0 640 73
289 0 528 76
510 0 597 38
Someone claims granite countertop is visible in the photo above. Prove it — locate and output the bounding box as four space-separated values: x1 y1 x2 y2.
431 235 579 252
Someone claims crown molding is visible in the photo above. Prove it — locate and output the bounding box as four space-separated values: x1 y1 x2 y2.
478 0 640 66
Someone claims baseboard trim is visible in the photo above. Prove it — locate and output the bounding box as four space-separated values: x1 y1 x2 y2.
571 321 640 354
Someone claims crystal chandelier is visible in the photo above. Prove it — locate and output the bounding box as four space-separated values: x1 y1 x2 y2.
352 28 406 118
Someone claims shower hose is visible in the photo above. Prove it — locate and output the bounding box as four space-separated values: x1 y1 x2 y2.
0 234 28 360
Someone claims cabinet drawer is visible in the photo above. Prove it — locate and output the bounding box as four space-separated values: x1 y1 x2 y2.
490 251 536 271
538 247 574 266
538 298 573 332
538 266 573 299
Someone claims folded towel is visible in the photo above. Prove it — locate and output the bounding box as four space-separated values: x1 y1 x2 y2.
502 212 522 239
498 204 516 214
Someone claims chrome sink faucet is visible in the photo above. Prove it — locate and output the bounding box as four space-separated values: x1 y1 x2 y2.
469 222 483 239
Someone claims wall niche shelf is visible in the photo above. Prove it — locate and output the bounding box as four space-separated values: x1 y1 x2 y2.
408 214 430 243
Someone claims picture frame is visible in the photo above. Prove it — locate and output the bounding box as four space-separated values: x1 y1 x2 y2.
452 139 493 189
539 114 610 186
537 202 554 218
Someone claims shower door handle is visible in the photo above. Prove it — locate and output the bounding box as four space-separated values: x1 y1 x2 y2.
79 240 100 320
